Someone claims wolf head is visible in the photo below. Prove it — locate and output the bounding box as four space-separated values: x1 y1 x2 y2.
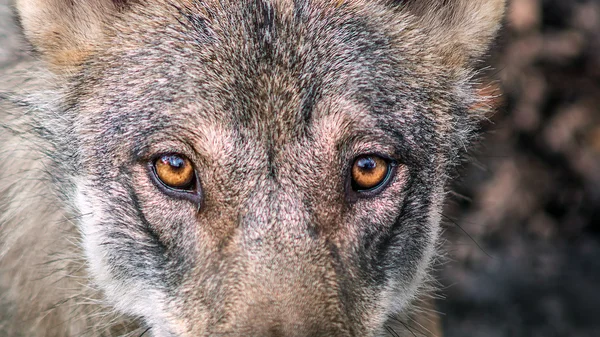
14 0 505 336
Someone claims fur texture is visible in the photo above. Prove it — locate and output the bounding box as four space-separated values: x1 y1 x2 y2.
0 0 505 336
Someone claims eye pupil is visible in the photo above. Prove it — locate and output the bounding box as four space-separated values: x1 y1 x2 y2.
357 157 377 171
164 156 184 169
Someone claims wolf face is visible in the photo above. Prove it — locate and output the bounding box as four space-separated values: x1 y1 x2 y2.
1 0 505 336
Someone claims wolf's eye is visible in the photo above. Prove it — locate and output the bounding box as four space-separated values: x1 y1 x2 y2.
351 155 392 192
153 154 196 190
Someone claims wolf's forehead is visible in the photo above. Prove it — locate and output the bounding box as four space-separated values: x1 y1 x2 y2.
89 0 406 151
118 1 392 127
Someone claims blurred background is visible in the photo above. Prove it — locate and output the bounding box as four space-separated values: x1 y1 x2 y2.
439 0 600 336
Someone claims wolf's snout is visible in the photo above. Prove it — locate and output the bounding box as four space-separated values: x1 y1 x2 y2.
178 189 353 336
224 197 350 336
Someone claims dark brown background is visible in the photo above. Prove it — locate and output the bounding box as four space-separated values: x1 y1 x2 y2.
439 1 600 336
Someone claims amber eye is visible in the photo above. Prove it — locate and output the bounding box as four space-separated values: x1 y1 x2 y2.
351 155 391 192
153 154 195 190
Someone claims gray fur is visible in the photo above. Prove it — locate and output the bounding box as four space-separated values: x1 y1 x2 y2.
0 0 505 336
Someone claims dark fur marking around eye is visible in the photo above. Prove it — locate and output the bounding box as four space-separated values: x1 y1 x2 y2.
373 171 433 272
126 174 189 288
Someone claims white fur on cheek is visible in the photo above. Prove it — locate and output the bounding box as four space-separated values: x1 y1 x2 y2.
74 180 176 335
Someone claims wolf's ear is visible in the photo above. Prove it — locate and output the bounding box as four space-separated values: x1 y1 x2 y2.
397 0 506 66
15 0 132 68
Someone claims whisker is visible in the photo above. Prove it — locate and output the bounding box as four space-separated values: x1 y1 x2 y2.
139 327 152 337
385 325 401 337
441 213 493 259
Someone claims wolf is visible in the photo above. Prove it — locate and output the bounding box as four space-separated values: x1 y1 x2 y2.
0 0 505 336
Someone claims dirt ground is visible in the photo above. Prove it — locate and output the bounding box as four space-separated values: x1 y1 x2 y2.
439 1 600 336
